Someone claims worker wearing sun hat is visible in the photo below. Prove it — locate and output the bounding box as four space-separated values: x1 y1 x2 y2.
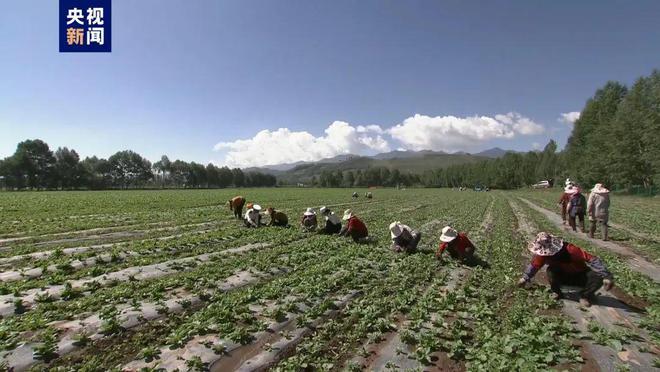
566 186 586 233
435 226 476 263
339 209 369 242
587 183 610 241
243 204 262 228
319 206 342 234
300 207 318 232
558 185 573 225
518 232 614 307
389 221 421 253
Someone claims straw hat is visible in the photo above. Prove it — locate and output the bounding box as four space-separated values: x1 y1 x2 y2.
440 226 458 243
342 209 353 221
528 232 563 256
565 178 574 187
591 183 610 194
319 206 329 215
303 207 316 216
389 222 403 239
252 204 262 212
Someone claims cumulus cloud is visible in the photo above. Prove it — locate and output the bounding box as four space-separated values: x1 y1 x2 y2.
559 111 580 124
388 112 544 152
213 121 389 168
213 112 546 167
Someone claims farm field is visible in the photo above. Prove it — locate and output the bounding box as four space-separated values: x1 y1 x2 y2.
0 188 658 371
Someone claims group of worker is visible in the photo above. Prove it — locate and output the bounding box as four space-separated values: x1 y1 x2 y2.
228 195 369 242
558 179 611 241
229 191 615 307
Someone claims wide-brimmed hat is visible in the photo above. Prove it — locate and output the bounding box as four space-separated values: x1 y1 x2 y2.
565 178 574 186
389 221 403 238
252 204 262 212
591 183 610 194
565 185 578 194
319 206 329 214
304 207 316 216
342 209 353 221
528 232 563 256
440 226 458 243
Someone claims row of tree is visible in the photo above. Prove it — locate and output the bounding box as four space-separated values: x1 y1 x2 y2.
0 141 276 190
315 168 420 188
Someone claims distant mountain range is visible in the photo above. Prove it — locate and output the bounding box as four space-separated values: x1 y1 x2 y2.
245 147 514 184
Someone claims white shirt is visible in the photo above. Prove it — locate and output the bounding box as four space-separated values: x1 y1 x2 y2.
245 209 261 226
325 212 341 225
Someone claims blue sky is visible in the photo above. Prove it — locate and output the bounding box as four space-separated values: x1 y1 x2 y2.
1 1 658 167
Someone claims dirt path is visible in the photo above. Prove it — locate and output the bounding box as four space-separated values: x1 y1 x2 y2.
518 197 660 283
508 198 659 372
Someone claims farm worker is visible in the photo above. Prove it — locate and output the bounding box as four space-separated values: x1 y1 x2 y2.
301 208 318 232
339 209 369 243
319 206 342 234
435 226 476 264
366 192 373 199
587 183 610 241
558 186 572 225
265 207 288 227
244 204 262 228
517 232 614 307
389 221 421 253
228 196 246 219
566 186 586 232
352 192 359 198
565 178 574 187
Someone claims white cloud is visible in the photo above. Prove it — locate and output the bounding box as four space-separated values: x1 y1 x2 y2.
213 121 390 168
388 112 544 152
559 111 580 124
213 112 546 167
532 142 542 150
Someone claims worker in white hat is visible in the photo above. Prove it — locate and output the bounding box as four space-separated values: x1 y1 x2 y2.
587 183 610 241
339 209 369 243
518 232 613 307
558 185 573 225
566 186 586 233
436 226 476 263
244 204 262 228
319 206 342 234
389 221 421 253
300 207 318 232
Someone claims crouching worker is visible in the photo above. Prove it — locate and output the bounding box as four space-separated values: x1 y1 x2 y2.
389 221 421 253
517 232 614 307
244 204 262 228
435 226 477 264
319 206 341 234
266 207 288 227
339 209 369 243
228 196 246 219
301 208 318 232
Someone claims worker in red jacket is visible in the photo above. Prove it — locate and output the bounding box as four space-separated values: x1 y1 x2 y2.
558 186 572 225
435 226 477 263
228 196 246 219
518 232 614 307
339 209 369 243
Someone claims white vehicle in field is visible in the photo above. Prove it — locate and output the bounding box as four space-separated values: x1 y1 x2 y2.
532 180 551 189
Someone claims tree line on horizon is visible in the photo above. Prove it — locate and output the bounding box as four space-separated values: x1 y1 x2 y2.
1 70 657 191
0 145 276 190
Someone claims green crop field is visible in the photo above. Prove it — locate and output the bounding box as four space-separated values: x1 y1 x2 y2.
0 189 658 371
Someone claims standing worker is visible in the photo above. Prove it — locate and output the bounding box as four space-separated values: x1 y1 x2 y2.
228 196 246 219
566 186 587 233
435 226 477 264
301 208 318 232
558 186 572 225
518 232 614 306
244 204 262 228
389 221 422 253
319 206 342 234
265 207 288 227
339 209 369 243
587 183 611 241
